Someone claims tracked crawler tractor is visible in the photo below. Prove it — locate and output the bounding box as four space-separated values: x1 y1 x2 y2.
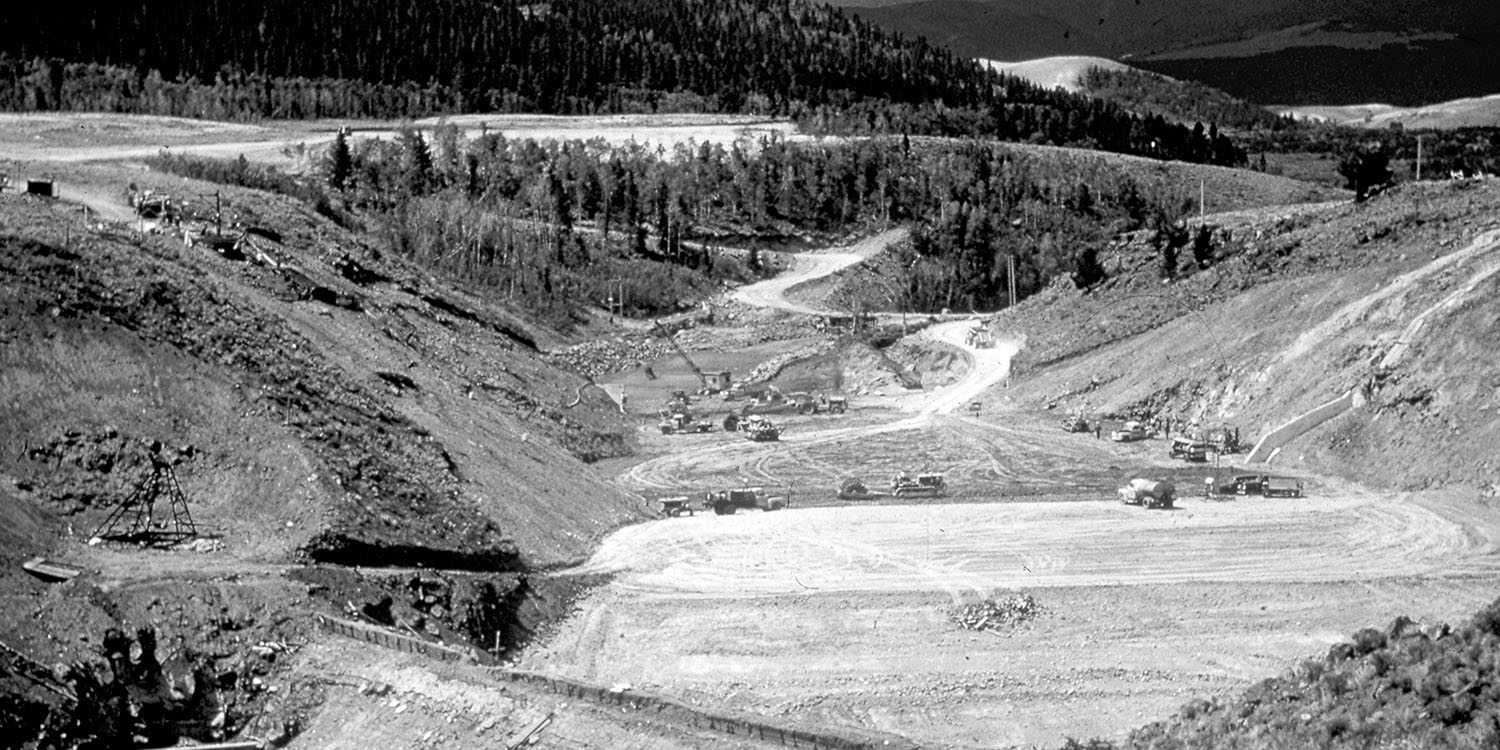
891 472 946 498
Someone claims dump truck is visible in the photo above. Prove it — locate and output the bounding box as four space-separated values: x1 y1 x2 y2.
658 412 714 434
891 472 946 498
1169 437 1211 462
1218 474 1304 497
702 488 788 515
1117 478 1175 509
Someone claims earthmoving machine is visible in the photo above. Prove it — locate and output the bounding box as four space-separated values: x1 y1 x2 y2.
837 478 882 500
701 487 788 515
132 190 178 222
742 415 781 442
1060 413 1091 433
1117 478 1175 509
1217 474 1304 497
1191 425 1243 454
1169 437 1211 462
891 471 946 498
658 412 714 434
658 497 695 517
739 386 806 417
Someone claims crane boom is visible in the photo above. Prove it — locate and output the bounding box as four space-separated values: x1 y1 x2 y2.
652 320 709 391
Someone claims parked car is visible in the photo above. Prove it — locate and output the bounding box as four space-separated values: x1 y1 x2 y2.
1110 420 1153 442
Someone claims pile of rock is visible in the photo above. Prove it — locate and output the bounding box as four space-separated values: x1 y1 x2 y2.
948 593 1043 633
546 337 671 378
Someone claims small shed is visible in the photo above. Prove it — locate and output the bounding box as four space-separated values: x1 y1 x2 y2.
26 179 55 197
705 370 732 392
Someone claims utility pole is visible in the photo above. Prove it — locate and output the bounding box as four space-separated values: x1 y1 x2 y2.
1416 134 1425 182
1199 178 1206 222
1007 254 1017 309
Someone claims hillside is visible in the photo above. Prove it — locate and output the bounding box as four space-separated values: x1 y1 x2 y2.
992 177 1500 495
980 55 1133 94
839 0 1500 106
0 159 656 744
1282 94 1500 131
0 0 1244 167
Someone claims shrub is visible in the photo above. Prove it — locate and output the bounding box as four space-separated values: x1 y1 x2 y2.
1351 627 1388 656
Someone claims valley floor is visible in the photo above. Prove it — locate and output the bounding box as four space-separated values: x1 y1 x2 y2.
526 409 1500 747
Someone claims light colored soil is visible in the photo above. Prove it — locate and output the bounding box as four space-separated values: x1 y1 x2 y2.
528 433 1500 747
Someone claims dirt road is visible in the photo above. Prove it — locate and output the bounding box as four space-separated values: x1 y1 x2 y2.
730 229 908 314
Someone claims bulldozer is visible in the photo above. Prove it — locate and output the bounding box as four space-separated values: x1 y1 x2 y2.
701 488 788 515
891 471 946 498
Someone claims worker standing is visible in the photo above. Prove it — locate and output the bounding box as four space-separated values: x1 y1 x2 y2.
1094 422 1102 440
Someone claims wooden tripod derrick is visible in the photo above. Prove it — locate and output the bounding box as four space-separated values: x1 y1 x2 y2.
90 454 198 546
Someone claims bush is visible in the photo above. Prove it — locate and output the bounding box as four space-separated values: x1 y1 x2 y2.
1352 627 1389 656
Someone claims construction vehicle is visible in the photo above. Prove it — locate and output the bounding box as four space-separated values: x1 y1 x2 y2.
1217 474 1304 497
651 321 723 395
658 497 696 517
701 487 788 515
739 386 806 417
837 479 881 500
1169 437 1211 462
1117 478 1175 509
658 412 714 435
1191 425 1243 454
891 471 946 498
825 395 847 414
132 190 178 221
664 389 693 410
1060 414 1091 433
742 415 781 442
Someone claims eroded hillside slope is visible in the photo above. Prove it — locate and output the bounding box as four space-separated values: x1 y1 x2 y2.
997 178 1500 494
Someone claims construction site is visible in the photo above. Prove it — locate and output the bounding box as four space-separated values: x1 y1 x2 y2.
3 113 1500 750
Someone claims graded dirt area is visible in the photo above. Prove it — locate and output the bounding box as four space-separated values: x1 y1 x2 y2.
528 417 1500 747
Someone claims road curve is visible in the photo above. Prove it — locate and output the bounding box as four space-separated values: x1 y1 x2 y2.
730 228 907 313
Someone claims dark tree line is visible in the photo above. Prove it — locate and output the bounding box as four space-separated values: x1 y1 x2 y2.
0 0 1244 165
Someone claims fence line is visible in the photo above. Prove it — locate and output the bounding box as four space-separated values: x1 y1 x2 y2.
315 614 917 750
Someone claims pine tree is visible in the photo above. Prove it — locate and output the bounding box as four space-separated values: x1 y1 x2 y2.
327 129 353 190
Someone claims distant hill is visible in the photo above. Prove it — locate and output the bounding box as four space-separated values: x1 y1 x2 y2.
0 0 1242 166
979 55 1133 93
838 0 1500 106
1281 94 1500 131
